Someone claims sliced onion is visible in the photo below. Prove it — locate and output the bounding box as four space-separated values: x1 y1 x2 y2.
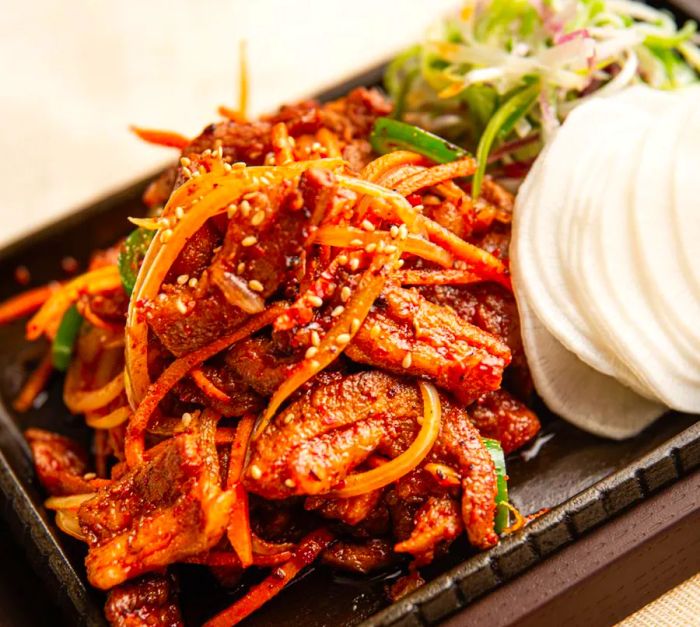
328 381 442 498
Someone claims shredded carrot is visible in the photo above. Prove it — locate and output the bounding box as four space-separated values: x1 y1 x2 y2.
27 266 122 341
316 128 342 159
0 283 60 325
397 268 484 286
226 415 256 567
360 150 428 182
125 305 284 467
130 126 190 150
238 40 248 121
76 299 123 333
218 105 247 123
191 368 231 404
394 157 478 196
13 352 53 412
203 528 334 627
416 214 511 289
271 123 295 165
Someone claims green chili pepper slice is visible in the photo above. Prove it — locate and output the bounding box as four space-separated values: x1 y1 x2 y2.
370 117 469 164
118 227 156 295
483 437 509 534
472 80 539 199
52 305 83 371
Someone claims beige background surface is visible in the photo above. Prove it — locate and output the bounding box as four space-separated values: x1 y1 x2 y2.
0 0 459 247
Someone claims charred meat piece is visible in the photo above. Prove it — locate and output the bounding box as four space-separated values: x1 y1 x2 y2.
394 496 462 565
225 336 299 397
418 282 531 398
104 573 183 627
321 538 396 574
144 88 390 208
305 489 384 526
25 428 94 496
245 371 498 552
79 431 233 590
145 282 245 357
346 285 511 404
470 389 540 454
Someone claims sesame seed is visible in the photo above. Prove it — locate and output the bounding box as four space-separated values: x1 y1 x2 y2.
237 262 246 274
260 175 271 186
157 216 171 228
307 295 323 308
233 161 246 169
361 219 375 232
398 225 408 240
284 478 296 489
350 238 364 247
340 286 351 302
402 352 413 368
223 162 233 172
202 148 212 156
376 240 386 253
175 206 184 219
351 318 361 333
182 412 193 427
385 244 398 254
249 465 262 480
309 359 320 369
251 210 266 226
331 305 345 317
337 254 348 266
188 278 198 288
305 346 319 359
349 258 360 271
311 142 322 151
176 299 188 315
396 259 405 269
242 235 258 247
191 169 201 177
240 199 251 217
213 245 222 254
248 279 264 292
370 324 381 339
336 333 351 346
365 242 377 253
176 274 189 285
414 204 424 212
181 166 192 178
180 157 191 167
311 331 321 347
390 225 399 238
227 204 238 218
83 472 96 480
283 413 294 424
160 229 173 243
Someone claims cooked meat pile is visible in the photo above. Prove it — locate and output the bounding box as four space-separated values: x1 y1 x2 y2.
19 87 540 626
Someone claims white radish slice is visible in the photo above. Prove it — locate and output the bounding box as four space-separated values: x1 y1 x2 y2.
673 88 700 296
574 108 700 411
560 105 657 398
631 93 700 355
516 295 666 439
513 103 619 376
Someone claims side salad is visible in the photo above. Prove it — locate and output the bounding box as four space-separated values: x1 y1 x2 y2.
385 0 700 196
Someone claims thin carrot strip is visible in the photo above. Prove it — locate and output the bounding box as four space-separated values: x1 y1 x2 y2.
226 415 255 567
130 126 190 150
86 406 131 430
27 266 122 341
191 368 231 403
316 128 342 158
394 157 478 196
13 353 53 412
218 105 247 123
202 529 334 627
359 150 428 182
0 283 59 325
271 123 294 165
125 305 284 467
396 268 484 286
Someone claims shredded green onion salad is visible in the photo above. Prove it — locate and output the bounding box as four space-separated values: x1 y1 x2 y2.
385 0 700 191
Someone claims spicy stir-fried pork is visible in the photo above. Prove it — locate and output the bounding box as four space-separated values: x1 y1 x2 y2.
5 87 540 626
